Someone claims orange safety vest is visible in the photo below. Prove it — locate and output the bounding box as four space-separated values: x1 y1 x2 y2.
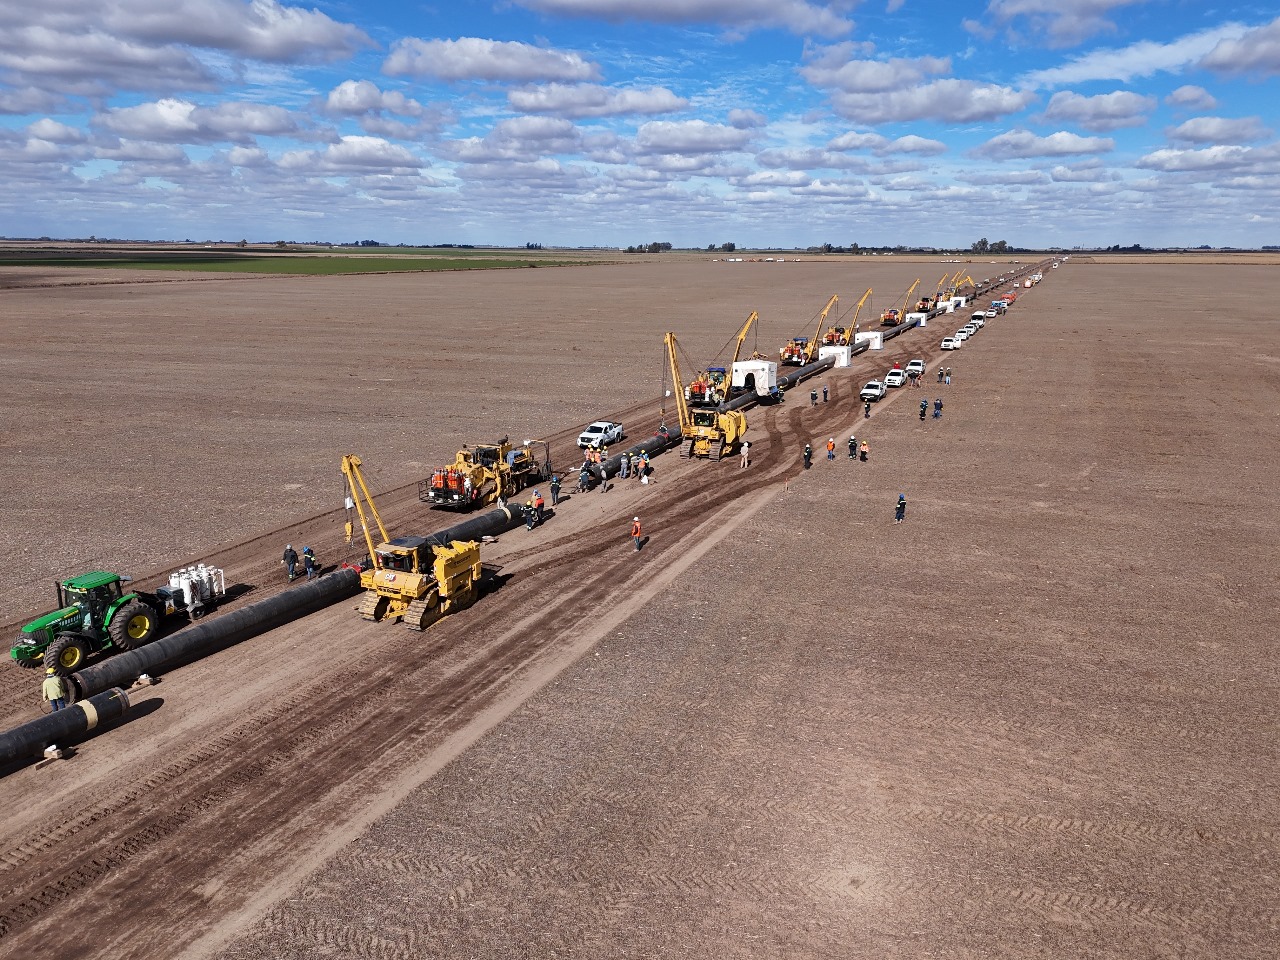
533 493 544 509
631 520 642 538
826 440 835 453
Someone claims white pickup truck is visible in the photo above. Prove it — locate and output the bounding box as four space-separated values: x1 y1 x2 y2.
577 420 624 448
859 380 887 402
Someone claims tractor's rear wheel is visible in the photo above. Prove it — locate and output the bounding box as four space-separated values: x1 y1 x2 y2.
45 635 89 676
109 601 158 651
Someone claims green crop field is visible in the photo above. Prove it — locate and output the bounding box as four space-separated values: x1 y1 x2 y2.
0 252 587 275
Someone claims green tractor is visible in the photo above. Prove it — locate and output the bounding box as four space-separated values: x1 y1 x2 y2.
11 571 160 676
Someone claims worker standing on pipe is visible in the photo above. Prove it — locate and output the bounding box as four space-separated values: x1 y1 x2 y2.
631 517 643 552
42 668 67 712
281 544 299 582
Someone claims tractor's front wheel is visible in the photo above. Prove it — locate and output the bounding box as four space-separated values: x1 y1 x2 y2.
109 601 159 651
13 656 41 670
45 635 89 676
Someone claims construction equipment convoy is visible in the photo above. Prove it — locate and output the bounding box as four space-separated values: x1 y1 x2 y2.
11 567 226 675
420 437 551 511
343 454 483 630
665 332 748 460
881 279 921 326
823 288 872 345
780 295 838 365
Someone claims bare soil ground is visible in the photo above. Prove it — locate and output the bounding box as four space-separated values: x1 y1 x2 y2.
0 260 1275 959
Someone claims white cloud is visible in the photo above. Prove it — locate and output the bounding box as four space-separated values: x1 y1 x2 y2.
832 79 1035 124
228 145 269 166
728 109 767 129
973 129 1114 159
1200 16 1280 75
634 119 751 155
384 37 600 83
512 0 853 38
508 83 686 118
956 169 1048 186
0 87 66 115
1020 22 1250 87
324 80 424 117
442 117 583 163
1135 144 1264 173
827 130 945 155
1165 85 1217 110
1049 163 1116 182
789 179 870 199
99 97 300 143
977 0 1145 48
109 0 371 62
800 50 949 93
27 118 85 143
97 139 189 162
280 136 422 172
1042 90 1154 131
1166 116 1270 145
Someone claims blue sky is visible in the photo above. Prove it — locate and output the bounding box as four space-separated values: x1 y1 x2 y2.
1 1 1277 248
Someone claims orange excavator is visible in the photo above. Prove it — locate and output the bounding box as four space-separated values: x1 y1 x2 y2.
880 278 920 326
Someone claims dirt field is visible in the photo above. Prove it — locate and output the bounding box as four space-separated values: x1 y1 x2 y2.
0 259 1276 959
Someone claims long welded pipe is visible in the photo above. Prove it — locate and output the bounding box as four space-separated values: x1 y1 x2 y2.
0 688 131 769
595 428 683 481
776 354 836 392
424 504 526 546
72 568 362 699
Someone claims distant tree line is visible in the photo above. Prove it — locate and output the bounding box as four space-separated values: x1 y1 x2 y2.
624 242 674 253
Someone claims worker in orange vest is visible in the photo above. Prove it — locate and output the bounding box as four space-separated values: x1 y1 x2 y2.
532 489 545 521
631 516 643 552
825 437 835 461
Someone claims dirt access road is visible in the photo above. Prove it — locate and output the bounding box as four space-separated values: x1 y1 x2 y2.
1 260 1276 958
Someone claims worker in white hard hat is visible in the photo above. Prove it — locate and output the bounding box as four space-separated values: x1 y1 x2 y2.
631 517 643 552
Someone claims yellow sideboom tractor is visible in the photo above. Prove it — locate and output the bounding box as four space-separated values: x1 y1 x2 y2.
665 332 747 460
342 455 483 631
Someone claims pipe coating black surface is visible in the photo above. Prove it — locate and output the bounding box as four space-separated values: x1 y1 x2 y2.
0 688 131 768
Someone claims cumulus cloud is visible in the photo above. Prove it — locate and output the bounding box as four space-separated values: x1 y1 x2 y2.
98 98 301 143
1020 22 1250 87
974 0 1144 48
109 0 371 62
973 129 1114 159
96 139 189 162
728 109 767 129
1165 85 1217 110
0 1 368 98
280 136 422 173
508 83 686 118
956 169 1048 186
800 46 949 92
831 79 1034 124
1166 116 1270 145
384 37 600 83
1135 144 1267 173
828 130 945 155
324 80 424 117
0 87 67 115
26 118 85 143
634 119 751 155
1049 163 1116 182
1200 16 1280 75
441 117 583 163
511 0 853 38
1042 90 1154 131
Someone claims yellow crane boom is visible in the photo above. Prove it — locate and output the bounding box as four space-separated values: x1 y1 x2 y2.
341 454 390 569
664 332 692 435
804 295 838 363
729 310 759 367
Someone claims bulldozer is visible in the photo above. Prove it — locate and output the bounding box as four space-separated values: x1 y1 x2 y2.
343 455 483 631
665 332 747 460
420 437 550 511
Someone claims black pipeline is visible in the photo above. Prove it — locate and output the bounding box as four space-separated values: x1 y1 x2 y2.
72 567 362 699
424 503 527 546
0 688 131 769
595 428 683 482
